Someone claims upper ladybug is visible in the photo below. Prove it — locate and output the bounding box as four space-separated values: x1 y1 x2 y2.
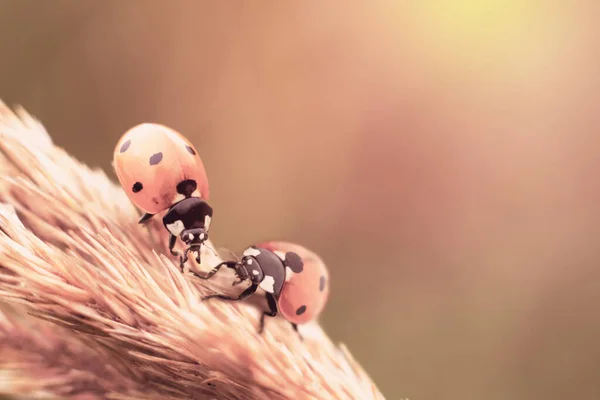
113 123 210 215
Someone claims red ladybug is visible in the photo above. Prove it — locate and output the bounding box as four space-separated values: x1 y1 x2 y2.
113 123 213 266
198 241 330 337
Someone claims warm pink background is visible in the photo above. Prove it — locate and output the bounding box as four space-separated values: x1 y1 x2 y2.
2 2 600 399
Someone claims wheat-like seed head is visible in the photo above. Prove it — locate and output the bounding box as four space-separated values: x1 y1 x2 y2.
0 101 386 400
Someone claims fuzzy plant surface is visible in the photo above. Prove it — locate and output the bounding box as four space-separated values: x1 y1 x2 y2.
0 101 386 400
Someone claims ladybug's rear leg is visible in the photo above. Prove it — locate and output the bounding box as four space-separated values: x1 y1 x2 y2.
290 323 303 341
188 261 236 280
259 293 278 334
138 213 155 224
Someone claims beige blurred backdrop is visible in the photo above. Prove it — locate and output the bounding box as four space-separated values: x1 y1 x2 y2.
2 1 600 399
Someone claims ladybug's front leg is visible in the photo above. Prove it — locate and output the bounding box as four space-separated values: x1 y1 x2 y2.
290 323 303 341
188 261 236 280
179 250 190 272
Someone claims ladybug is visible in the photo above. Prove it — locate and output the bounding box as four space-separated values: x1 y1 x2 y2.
198 241 330 338
113 123 213 267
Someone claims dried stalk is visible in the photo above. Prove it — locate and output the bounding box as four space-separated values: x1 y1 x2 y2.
0 303 163 400
0 101 385 400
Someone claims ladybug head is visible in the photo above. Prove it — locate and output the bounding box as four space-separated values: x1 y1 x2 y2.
181 227 208 246
233 258 250 281
233 256 264 286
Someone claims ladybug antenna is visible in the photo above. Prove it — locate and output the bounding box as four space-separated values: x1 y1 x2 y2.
204 244 218 257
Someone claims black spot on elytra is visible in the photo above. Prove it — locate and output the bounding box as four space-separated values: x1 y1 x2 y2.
185 145 196 155
120 139 131 153
132 182 143 193
176 179 197 197
296 305 306 315
149 152 163 165
319 275 326 292
285 252 304 273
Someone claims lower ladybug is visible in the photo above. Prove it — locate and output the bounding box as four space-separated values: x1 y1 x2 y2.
196 241 330 338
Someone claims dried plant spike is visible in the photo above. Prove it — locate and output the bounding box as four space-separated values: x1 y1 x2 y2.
0 304 162 400
0 101 387 399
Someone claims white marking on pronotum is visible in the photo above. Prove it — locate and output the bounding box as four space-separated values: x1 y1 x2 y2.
204 215 211 229
252 270 259 276
243 247 261 257
260 276 275 293
285 266 294 282
166 220 185 236
247 259 253 265
188 233 194 241
199 232 205 240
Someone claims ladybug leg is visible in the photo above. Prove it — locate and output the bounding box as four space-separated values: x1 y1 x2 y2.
188 261 236 280
291 323 303 341
202 283 258 302
179 251 189 272
258 293 278 334
138 213 155 224
168 234 179 256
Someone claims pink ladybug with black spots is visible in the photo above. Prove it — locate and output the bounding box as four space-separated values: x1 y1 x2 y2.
196 241 329 338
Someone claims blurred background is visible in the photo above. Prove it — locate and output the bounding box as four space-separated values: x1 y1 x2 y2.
2 1 600 399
